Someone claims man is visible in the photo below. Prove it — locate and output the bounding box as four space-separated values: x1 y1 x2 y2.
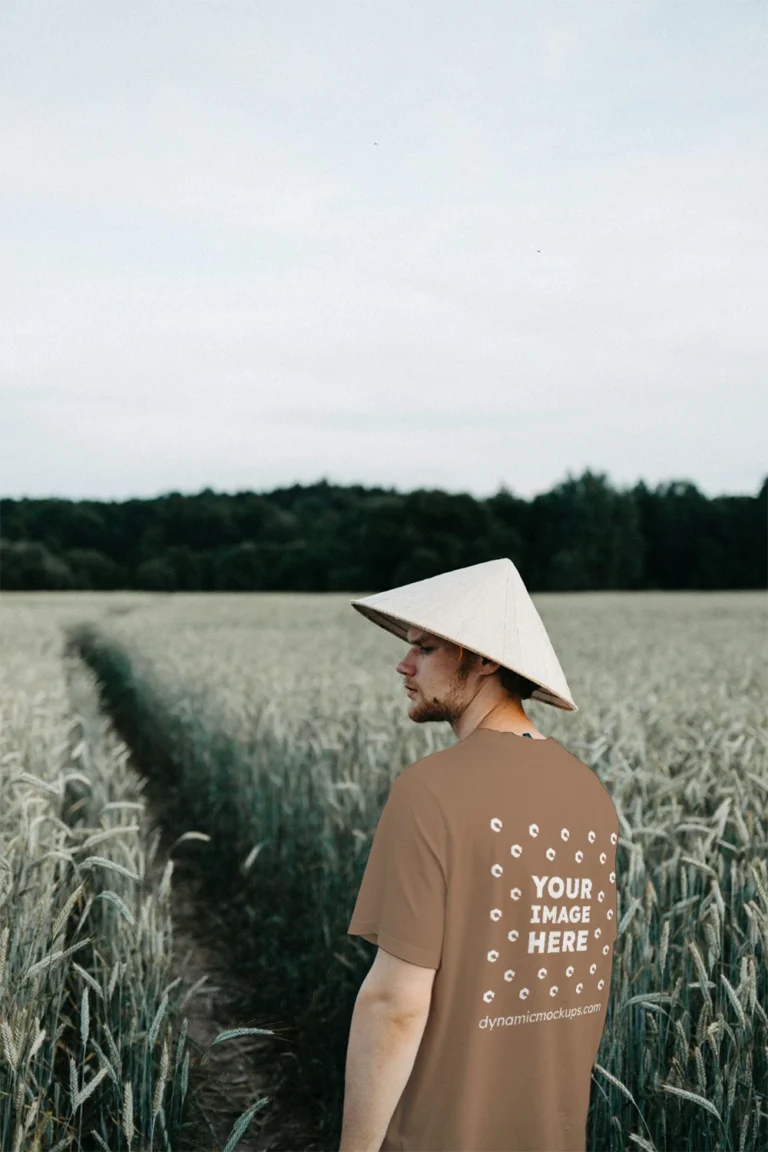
341 558 619 1152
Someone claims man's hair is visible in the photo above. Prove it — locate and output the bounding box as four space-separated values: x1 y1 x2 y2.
456 645 538 701
496 664 538 701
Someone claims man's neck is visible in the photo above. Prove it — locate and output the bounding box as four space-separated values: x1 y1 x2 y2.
453 697 538 741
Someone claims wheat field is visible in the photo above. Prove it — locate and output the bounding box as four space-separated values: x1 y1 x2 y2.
1 590 766 1151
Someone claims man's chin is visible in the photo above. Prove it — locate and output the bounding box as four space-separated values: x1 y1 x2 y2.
408 704 449 724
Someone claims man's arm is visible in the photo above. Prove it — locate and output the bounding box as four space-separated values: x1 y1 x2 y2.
339 990 430 1152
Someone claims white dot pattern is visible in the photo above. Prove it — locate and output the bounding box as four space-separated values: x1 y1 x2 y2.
483 817 617 1005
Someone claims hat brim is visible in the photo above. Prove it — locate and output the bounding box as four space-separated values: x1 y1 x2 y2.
351 602 578 713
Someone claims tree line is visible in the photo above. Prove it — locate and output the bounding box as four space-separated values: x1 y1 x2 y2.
1 469 765 592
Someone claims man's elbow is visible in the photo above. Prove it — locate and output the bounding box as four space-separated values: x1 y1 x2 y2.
356 986 431 1027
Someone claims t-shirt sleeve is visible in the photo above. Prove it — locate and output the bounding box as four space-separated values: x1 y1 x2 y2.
347 770 447 970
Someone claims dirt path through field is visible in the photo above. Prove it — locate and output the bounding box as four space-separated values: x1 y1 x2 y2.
150 845 279 1152
63 641 284 1152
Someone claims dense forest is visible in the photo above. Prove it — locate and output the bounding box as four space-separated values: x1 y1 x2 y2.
1 469 766 592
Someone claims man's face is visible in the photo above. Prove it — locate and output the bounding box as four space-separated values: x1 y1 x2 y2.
395 628 475 724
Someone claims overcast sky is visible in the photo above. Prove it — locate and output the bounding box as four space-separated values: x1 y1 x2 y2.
2 2 766 504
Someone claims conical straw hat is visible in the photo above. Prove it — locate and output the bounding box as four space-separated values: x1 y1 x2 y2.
350 557 577 712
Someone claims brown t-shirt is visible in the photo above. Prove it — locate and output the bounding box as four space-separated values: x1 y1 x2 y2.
347 726 620 1152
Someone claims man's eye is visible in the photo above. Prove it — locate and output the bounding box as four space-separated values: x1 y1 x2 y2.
419 646 431 653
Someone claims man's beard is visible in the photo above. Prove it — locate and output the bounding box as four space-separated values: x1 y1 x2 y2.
409 677 468 724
